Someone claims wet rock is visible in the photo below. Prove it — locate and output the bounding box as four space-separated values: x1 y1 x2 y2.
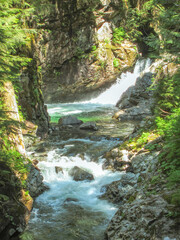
79 121 98 131
115 71 154 120
26 165 49 198
35 147 46 153
131 151 159 174
100 180 122 204
58 116 83 125
55 166 63 174
116 72 154 109
64 198 78 203
69 166 94 181
103 149 131 171
100 173 137 204
114 102 152 120
105 196 180 240
39 0 137 103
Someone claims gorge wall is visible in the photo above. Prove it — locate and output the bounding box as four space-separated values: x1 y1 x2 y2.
34 0 138 103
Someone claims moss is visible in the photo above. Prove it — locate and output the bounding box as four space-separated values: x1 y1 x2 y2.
150 175 160 185
137 176 142 183
128 194 137 203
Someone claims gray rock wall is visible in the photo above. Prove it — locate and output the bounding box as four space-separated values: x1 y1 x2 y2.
35 0 137 103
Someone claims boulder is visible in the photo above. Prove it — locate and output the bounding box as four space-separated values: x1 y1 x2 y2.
64 198 78 203
55 166 63 174
58 115 83 125
100 173 137 204
114 72 154 121
69 166 94 181
26 165 49 198
79 122 98 131
116 72 154 109
103 149 131 171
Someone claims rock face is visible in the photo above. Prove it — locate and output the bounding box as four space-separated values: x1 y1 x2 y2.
18 52 50 137
103 148 180 239
100 173 137 204
3 81 26 156
116 72 154 109
26 165 48 198
114 71 154 120
69 166 94 181
34 0 137 103
58 115 83 125
0 162 29 240
114 60 180 122
79 121 98 131
105 196 179 240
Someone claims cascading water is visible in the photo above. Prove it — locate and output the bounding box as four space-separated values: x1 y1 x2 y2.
87 58 152 105
23 58 153 240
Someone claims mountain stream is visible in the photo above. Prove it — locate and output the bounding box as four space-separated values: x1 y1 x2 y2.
22 58 152 240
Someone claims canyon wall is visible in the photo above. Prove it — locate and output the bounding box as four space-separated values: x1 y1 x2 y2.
35 0 138 103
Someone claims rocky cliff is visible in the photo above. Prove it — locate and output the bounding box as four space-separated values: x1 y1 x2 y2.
102 59 180 239
34 0 138 103
0 81 47 239
18 55 50 137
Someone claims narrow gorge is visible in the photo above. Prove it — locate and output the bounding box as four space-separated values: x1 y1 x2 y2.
0 0 179 240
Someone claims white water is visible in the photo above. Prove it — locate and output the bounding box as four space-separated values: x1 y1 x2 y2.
88 58 152 105
36 150 122 216
27 143 123 239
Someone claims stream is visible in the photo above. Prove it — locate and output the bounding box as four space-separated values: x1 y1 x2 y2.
22 59 152 240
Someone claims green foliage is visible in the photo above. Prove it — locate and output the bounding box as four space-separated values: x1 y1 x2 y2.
0 0 34 190
153 70 180 208
126 131 159 152
75 47 87 59
104 38 110 44
0 0 32 82
0 194 9 201
0 148 30 187
91 45 97 51
155 71 180 175
98 60 107 70
113 27 126 44
143 0 180 55
124 8 145 42
170 190 180 207
113 58 120 68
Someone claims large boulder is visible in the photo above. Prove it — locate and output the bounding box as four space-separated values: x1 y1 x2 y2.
69 166 94 181
116 72 154 109
114 72 154 120
58 115 83 125
26 165 48 198
79 121 98 131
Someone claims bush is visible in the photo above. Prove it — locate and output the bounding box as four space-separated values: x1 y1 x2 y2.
113 27 126 44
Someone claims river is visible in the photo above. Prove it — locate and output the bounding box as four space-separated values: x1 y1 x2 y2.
21 58 151 240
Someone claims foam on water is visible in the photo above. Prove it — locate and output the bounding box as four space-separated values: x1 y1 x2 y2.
35 150 122 218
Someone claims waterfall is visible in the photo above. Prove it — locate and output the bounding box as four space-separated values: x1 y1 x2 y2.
88 58 152 105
